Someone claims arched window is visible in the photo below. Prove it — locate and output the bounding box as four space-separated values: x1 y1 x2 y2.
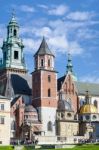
4 52 6 60
65 83 67 93
48 75 51 82
72 84 74 94
48 89 51 97
41 59 44 67
66 98 72 110
94 100 98 108
48 59 50 67
14 51 18 59
11 121 16 130
47 121 53 131
67 98 71 106
14 29 17 36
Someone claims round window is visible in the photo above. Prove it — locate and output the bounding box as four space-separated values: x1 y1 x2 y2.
86 115 90 120
67 113 72 117
93 115 97 120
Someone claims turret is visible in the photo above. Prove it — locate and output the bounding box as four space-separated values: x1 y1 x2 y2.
34 37 55 71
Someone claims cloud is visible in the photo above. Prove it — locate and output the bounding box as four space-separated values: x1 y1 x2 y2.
23 38 41 53
48 5 69 16
67 11 95 21
49 36 83 55
20 17 84 56
19 8 97 58
20 5 35 13
38 4 48 9
80 75 99 83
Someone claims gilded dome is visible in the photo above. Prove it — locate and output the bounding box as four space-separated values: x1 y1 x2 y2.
80 104 97 114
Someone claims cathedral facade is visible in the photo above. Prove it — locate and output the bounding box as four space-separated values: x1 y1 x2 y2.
0 14 99 143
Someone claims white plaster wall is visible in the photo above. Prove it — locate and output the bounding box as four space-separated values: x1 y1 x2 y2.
37 107 56 136
0 99 10 145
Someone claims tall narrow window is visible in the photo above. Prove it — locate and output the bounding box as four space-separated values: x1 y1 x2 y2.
48 89 51 97
8 29 9 35
94 100 98 108
41 59 44 67
14 51 18 59
48 59 50 67
4 52 6 60
11 121 16 130
14 29 17 36
0 104 4 110
47 121 53 131
0 117 4 124
72 84 74 94
48 75 51 82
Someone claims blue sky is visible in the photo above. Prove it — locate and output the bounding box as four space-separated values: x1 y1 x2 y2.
0 0 99 82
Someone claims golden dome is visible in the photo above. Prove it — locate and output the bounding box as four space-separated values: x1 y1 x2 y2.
80 104 97 114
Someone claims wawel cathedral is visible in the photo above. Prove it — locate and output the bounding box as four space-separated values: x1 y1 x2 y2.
0 14 99 143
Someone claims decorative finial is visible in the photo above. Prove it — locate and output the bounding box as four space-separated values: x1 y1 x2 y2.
66 50 73 73
12 9 15 18
85 90 91 104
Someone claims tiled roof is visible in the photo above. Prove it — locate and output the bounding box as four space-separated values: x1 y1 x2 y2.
11 74 32 95
34 37 54 56
57 75 99 96
75 81 99 96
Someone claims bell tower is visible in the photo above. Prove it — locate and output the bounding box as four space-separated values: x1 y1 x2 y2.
0 13 27 98
0 13 26 73
32 37 57 136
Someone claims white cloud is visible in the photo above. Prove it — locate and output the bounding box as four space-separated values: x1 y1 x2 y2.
38 4 48 9
21 18 84 56
48 5 69 16
68 41 83 55
20 5 35 13
23 38 34 51
49 36 68 50
67 11 95 21
80 75 99 83
23 38 41 53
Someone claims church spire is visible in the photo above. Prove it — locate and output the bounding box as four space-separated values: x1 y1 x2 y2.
66 52 77 81
0 12 26 73
34 36 54 56
34 37 55 71
66 53 73 73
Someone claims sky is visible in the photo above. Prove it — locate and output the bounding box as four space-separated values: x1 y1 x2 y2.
0 0 99 82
